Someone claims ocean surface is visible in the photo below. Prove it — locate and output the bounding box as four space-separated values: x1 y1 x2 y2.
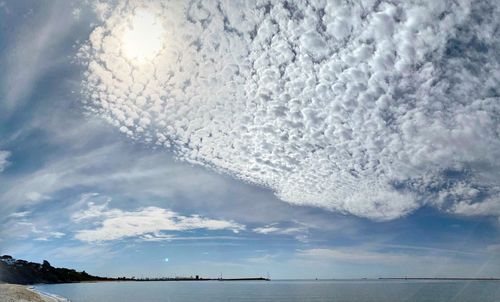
35 280 500 302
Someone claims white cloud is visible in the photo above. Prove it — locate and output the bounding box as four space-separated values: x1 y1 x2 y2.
71 194 114 222
8 211 30 218
34 231 65 241
80 0 500 221
253 226 281 235
25 191 50 202
74 202 245 242
0 150 11 172
451 197 500 217
253 222 309 242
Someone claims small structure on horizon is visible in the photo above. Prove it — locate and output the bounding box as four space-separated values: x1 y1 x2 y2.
1 255 16 265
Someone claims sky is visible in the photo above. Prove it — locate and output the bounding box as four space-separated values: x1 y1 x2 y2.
0 0 499 279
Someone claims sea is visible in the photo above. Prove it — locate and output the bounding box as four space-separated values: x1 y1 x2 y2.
34 280 500 302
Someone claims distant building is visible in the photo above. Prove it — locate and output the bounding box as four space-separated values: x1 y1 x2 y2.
15 260 28 266
0 255 16 265
196 275 199 280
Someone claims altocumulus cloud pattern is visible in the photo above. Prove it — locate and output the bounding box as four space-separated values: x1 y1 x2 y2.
80 0 500 221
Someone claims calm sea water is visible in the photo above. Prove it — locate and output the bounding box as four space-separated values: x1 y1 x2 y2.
35 280 500 302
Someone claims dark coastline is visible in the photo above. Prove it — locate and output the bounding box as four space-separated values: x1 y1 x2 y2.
0 255 270 285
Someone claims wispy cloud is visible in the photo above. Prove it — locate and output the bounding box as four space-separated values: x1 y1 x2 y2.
8 211 30 218
45 244 118 263
0 150 10 172
253 222 310 242
294 246 498 278
297 248 410 265
140 234 245 242
0 140 227 212
1 1 78 113
2 219 65 242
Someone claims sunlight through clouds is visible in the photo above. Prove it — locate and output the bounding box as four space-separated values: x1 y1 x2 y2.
80 0 500 221
2 0 500 283
122 9 165 63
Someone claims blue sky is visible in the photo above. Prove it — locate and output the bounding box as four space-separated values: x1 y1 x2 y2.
0 0 499 279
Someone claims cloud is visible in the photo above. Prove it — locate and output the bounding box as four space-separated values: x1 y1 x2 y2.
0 2 78 113
0 109 335 232
140 233 243 242
0 150 10 172
8 211 30 218
253 222 309 242
2 219 65 242
0 139 225 212
297 248 410 265
46 244 117 262
0 2 9 14
33 231 65 241
295 245 489 269
80 0 500 221
253 226 281 235
451 196 500 217
486 244 500 253
73 202 245 242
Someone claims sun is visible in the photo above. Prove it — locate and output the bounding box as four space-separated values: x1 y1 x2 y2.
122 9 165 63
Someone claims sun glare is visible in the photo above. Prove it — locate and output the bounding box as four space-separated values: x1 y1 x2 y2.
122 9 165 63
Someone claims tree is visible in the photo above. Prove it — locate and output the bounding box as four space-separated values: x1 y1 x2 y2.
42 260 51 268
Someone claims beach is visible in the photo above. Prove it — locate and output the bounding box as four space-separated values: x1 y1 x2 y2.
0 284 60 302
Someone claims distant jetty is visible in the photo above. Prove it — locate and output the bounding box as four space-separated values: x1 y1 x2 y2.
132 277 270 282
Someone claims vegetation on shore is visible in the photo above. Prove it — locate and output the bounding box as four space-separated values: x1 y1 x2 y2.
0 255 109 285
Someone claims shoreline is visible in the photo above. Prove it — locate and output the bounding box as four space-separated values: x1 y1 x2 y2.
27 286 69 302
0 284 66 302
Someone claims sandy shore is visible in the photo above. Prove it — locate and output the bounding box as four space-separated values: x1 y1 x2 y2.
0 284 60 302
